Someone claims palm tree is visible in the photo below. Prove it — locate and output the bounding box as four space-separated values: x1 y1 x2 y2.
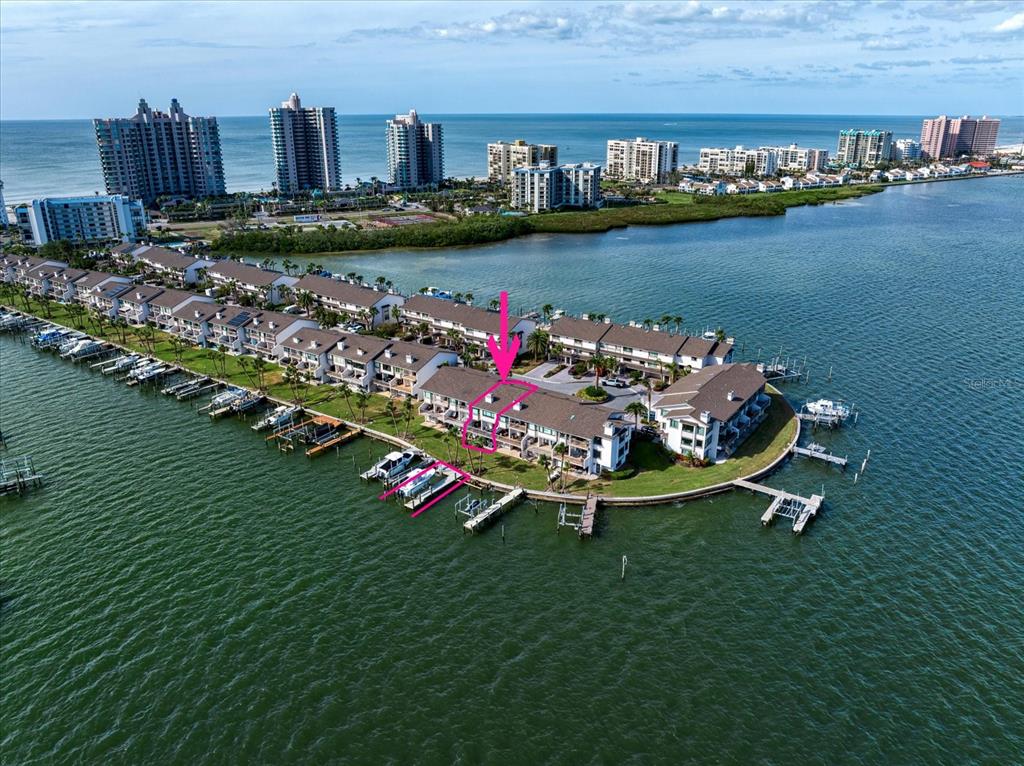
715 327 727 342
643 377 653 411
138 324 157 355
488 298 500 312
401 396 415 438
541 304 554 322
385 399 400 433
554 443 569 491
588 354 613 388
625 400 647 427
354 390 370 422
674 315 684 334
296 290 315 316
417 322 430 342
526 329 550 361
390 305 402 324
538 454 552 489
336 382 357 420
642 318 653 330
659 314 673 330
453 292 464 304
464 292 474 305
667 361 681 383
445 328 463 351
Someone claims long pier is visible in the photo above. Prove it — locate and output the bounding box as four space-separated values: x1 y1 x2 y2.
463 487 525 534
733 479 823 534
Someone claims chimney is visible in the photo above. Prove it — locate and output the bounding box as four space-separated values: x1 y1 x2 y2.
310 340 319 349
700 410 710 423
513 401 523 411
727 390 736 401
581 313 590 320
136 291 143 300
485 392 494 404
338 340 346 351
216 311 223 320
405 353 414 364
357 348 365 356
653 324 660 332
384 349 394 358
194 309 201 318
604 317 611 324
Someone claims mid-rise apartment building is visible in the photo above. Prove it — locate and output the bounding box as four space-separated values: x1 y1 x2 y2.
269 92 341 194
487 140 558 184
759 144 829 172
606 137 679 183
835 129 893 167
386 109 444 188
698 146 778 177
510 162 602 212
892 138 922 163
94 98 226 202
14 196 146 245
920 115 1001 159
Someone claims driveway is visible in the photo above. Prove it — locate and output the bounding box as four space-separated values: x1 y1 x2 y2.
517 361 648 410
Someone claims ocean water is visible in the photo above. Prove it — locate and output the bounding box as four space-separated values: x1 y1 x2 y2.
2 176 1024 763
2 113 1022 203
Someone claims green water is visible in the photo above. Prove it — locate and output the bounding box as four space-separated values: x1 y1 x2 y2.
2 177 1023 764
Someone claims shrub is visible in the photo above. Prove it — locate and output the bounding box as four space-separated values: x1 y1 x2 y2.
577 385 609 402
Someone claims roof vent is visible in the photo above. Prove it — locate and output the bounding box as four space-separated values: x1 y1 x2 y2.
581 313 589 320
513 401 523 411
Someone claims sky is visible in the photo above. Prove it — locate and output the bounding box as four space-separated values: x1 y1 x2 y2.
1 0 1022 119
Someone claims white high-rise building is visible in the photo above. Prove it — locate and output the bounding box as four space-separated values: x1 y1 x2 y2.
510 163 602 212
269 93 341 194
94 98 225 203
15 196 147 245
836 130 893 167
0 180 8 228
605 137 679 183
698 146 778 177
759 144 829 172
386 109 444 188
487 140 558 184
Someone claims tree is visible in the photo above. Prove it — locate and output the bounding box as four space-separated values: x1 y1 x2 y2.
354 390 370 422
336 382 357 420
526 329 550 361
715 327 727 342
488 298 500 312
445 328 463 351
401 396 415 438
385 399 400 433
390 305 402 323
626 400 647 427
538 454 552 489
554 442 569 491
464 292 474 305
541 304 554 322
138 324 157 355
588 354 613 387
667 361 681 383
673 315 684 334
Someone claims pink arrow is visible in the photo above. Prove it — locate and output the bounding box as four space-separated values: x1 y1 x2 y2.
486 290 520 381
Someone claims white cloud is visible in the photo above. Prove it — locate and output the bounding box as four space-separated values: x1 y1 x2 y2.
993 11 1024 32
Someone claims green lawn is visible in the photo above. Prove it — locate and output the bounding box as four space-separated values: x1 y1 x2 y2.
653 191 697 205
7 295 796 499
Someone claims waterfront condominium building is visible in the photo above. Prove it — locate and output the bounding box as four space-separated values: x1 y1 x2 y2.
920 115 1001 159
606 137 679 183
385 109 444 188
0 180 7 227
835 129 893 167
487 140 558 184
892 138 922 163
698 146 777 177
269 93 341 194
759 144 829 172
94 98 226 203
510 162 602 212
14 195 147 245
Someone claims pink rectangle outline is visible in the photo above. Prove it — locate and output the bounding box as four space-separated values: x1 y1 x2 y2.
377 459 471 517
461 379 539 454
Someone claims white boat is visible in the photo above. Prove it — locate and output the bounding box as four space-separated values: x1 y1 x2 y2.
69 340 103 359
803 398 852 420
361 449 418 481
397 467 437 498
251 405 299 432
59 338 94 358
208 387 245 408
102 354 140 374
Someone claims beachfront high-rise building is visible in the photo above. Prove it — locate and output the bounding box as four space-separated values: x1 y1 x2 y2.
920 115 1001 159
892 139 922 163
698 146 777 177
269 93 341 195
94 99 226 203
835 129 893 167
759 144 829 172
510 162 602 213
487 140 558 184
606 137 679 183
385 109 444 188
14 195 146 245
0 180 8 228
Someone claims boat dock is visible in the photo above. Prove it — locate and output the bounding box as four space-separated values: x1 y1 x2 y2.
403 466 464 512
734 479 823 534
305 427 359 457
792 443 848 467
0 456 44 496
556 494 597 538
463 487 525 534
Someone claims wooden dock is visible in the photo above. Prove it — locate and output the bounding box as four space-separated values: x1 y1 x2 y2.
403 468 463 511
580 495 598 538
305 428 359 457
463 487 525 534
792 444 848 467
734 479 823 535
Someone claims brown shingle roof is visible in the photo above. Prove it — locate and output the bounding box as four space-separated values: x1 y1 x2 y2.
328 333 392 363
294 274 389 309
118 284 165 306
149 289 209 310
208 260 285 287
377 340 452 372
75 271 128 290
550 316 611 344
601 323 686 356
136 246 201 271
403 294 522 335
280 327 345 354
421 366 622 440
656 363 766 423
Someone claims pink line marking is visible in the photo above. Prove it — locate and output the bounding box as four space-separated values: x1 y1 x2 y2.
377 459 471 518
460 379 539 454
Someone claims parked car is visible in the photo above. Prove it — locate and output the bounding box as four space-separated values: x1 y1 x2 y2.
605 377 628 388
